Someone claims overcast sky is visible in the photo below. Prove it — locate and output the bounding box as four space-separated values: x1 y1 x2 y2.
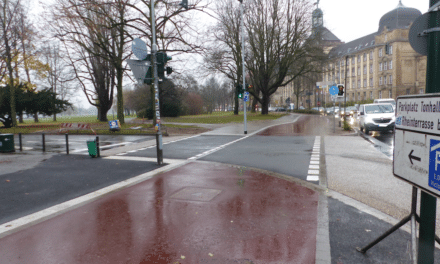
28 0 431 109
319 0 429 43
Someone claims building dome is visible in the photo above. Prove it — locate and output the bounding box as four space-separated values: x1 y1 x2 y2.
312 8 323 17
378 1 421 32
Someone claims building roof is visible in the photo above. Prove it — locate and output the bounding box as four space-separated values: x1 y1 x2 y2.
327 1 421 59
378 1 422 33
321 27 341 42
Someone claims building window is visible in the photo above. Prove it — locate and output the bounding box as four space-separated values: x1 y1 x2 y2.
358 92 361 100
363 53 367 61
341 60 345 67
389 45 393 54
379 48 383 57
384 61 387 70
364 92 366 98
358 79 361 88
389 75 392 84
389 90 392 98
384 76 387 85
379 62 383 71
389 60 393 69
363 65 367 74
379 90 382 98
357 67 360 75
357 55 361 62
352 93 355 100
420 88 424 94
352 57 355 64
370 91 373 99
346 69 349 77
370 51 373 60
352 81 356 88
346 83 350 89
352 68 355 77
363 79 367 87
370 64 373 73
370 77 373 87
406 89 411 95
379 76 383 85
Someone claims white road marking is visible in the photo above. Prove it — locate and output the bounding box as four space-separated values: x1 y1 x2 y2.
307 136 321 182
307 176 319 181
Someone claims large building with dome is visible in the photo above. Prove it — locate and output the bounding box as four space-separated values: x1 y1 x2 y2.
272 0 426 108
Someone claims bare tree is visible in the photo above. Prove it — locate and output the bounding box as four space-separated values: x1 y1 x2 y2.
244 0 325 114
203 0 242 115
40 43 75 121
46 0 134 122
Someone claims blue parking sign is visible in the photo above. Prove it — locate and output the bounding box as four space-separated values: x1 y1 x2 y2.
429 139 440 191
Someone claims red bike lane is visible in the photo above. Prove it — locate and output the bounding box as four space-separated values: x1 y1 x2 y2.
0 161 319 264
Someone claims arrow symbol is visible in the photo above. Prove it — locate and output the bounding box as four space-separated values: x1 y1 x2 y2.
408 150 421 165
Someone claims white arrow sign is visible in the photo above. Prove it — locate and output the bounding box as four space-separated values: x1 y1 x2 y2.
127 59 150 82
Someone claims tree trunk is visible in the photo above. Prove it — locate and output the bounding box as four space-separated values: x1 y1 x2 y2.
98 106 110 122
261 94 270 115
116 67 124 124
34 112 39 123
19 112 23 123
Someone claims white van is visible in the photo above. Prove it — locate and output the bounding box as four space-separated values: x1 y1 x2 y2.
373 98 396 111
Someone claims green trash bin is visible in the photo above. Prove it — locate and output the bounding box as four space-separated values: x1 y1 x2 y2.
86 140 97 158
0 134 15 152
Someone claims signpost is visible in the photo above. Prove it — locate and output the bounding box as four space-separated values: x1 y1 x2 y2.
394 94 440 197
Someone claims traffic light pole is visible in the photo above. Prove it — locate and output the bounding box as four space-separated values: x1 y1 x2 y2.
151 0 163 165
240 0 247 134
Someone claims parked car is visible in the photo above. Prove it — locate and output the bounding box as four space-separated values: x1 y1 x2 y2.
358 103 395 134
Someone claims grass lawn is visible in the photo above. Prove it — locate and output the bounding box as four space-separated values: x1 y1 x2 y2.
0 112 287 134
162 112 287 124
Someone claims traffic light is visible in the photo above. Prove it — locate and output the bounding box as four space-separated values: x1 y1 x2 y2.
156 52 172 80
179 0 188 9
236 84 244 99
337 84 344 97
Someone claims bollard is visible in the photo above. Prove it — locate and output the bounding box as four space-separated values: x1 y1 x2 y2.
95 136 100 157
65 133 69 155
42 133 46 152
19 133 22 151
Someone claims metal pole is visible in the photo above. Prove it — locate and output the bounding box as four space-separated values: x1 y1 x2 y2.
151 0 163 165
19 133 22 151
417 1 440 263
42 133 45 152
344 56 348 124
411 186 418 264
65 133 69 155
95 136 100 157
241 0 247 134
333 102 335 133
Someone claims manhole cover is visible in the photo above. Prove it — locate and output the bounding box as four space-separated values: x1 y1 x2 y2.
170 187 221 202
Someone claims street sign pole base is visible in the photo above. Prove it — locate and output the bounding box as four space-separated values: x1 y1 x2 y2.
356 187 440 260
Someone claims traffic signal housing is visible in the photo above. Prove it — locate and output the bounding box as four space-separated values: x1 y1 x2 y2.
337 84 344 97
236 84 244 99
156 52 172 80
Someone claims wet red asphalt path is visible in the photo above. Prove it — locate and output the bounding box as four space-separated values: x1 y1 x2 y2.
0 162 319 264
258 115 331 136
